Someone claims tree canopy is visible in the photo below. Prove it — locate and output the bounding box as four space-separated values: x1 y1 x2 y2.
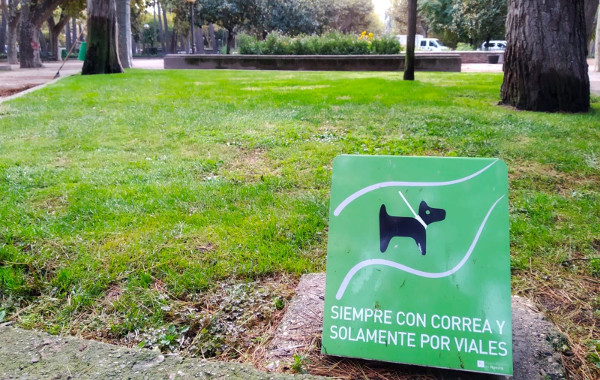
417 0 506 47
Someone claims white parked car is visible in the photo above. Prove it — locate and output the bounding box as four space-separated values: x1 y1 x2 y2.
481 40 506 51
418 38 449 51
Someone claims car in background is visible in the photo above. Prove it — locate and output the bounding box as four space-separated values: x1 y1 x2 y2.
418 38 449 51
396 35 449 51
481 40 506 51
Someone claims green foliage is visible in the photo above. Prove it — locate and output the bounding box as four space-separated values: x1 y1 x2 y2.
455 42 475 51
418 0 506 46
263 0 324 35
291 353 308 374
369 35 403 54
237 32 401 55
273 296 285 310
588 340 600 369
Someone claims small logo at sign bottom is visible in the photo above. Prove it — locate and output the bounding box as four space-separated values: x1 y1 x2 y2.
477 360 485 368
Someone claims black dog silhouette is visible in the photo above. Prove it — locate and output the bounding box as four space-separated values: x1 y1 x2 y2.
379 201 446 255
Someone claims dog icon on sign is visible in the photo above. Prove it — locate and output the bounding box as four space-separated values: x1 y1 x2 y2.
379 191 446 255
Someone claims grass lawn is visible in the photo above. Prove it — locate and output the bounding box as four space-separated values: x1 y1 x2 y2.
0 69 599 378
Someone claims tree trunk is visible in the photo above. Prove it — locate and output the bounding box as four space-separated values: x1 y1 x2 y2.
225 30 233 54
38 27 47 56
116 0 132 68
156 0 165 53
195 27 204 54
209 22 216 52
403 0 417 80
501 0 589 113
49 26 59 60
4 0 20 64
6 11 17 63
71 17 76 45
48 14 69 61
65 17 71 49
82 0 123 75
1 10 6 54
596 1 599 72
170 27 177 54
19 0 42 68
585 0 599 42
161 1 169 52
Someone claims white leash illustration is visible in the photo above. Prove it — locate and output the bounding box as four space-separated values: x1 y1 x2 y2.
335 195 505 300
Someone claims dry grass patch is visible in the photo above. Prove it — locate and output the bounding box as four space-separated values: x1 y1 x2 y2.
514 266 600 380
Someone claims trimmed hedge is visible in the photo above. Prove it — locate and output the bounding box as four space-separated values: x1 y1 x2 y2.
237 32 402 55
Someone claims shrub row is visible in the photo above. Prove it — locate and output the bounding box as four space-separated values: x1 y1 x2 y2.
237 32 402 55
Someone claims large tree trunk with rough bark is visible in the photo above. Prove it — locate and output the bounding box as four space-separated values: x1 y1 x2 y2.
501 0 590 113
403 0 417 80
19 0 63 67
19 0 42 68
116 0 132 68
82 0 123 75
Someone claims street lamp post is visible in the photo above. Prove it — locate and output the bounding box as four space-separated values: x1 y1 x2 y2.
186 0 196 54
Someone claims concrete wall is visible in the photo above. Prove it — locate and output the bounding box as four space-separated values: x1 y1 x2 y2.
417 51 504 64
163 54 462 72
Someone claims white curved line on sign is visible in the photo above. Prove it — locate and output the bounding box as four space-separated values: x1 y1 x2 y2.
333 159 498 217
335 195 505 300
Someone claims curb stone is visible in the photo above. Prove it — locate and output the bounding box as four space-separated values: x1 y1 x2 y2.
0 326 323 379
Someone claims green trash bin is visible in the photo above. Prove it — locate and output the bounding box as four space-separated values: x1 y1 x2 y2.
60 48 67 59
78 41 87 61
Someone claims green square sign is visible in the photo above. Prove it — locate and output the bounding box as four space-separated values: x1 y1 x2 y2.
322 155 512 376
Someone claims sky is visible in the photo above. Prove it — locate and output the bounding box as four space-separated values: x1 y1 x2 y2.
373 0 391 22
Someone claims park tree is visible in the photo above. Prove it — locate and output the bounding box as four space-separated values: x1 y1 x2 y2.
19 0 65 67
403 0 416 80
326 0 376 34
418 0 506 48
417 0 459 46
262 0 323 36
501 0 589 112
196 0 263 54
46 0 85 61
47 9 71 60
389 0 427 35
1 0 20 64
116 0 132 67
452 0 506 48
82 0 123 74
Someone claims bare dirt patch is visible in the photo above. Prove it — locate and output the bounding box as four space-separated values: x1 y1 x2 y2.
0 84 38 97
